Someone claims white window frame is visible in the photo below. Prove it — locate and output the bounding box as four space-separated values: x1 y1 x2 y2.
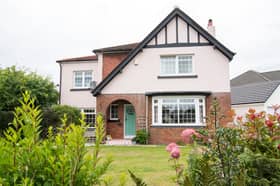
152 96 206 126
160 55 195 76
110 104 119 120
80 107 96 126
73 70 93 89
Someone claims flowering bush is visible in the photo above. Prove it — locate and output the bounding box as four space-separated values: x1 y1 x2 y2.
166 99 280 186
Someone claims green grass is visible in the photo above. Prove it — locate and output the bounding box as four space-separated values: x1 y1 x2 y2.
97 145 191 186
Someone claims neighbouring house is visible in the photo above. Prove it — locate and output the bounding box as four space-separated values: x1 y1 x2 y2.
231 70 280 117
56 55 100 125
57 8 235 144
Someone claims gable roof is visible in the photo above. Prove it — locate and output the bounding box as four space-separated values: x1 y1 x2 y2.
231 70 269 87
261 70 280 81
56 55 97 63
231 70 280 87
92 8 236 96
93 43 139 53
231 81 280 105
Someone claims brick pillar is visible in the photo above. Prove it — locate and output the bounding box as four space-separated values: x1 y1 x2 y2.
206 92 232 126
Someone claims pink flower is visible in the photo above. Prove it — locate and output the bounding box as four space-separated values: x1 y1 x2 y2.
166 143 178 152
237 116 243 122
170 147 180 159
181 129 200 143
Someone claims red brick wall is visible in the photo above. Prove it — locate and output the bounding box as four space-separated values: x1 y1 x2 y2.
206 92 232 126
106 101 125 139
96 94 147 139
147 92 232 144
96 92 231 143
102 53 129 79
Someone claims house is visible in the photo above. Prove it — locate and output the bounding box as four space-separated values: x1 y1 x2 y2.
56 55 99 125
231 70 280 116
57 8 235 144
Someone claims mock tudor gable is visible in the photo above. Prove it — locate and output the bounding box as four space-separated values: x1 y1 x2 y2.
91 8 235 96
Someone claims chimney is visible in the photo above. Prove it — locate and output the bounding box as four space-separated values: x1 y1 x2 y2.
207 19 216 37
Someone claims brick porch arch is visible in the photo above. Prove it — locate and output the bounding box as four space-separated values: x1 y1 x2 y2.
96 94 147 139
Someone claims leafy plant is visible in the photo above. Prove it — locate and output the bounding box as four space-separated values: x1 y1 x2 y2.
132 129 149 144
128 170 147 186
0 91 111 185
0 66 58 111
166 98 246 186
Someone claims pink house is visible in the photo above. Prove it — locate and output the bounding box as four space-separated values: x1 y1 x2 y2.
57 8 235 144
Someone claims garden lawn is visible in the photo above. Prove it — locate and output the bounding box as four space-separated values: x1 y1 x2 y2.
97 145 191 186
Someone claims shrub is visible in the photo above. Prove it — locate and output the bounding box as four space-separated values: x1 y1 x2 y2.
132 129 149 144
49 104 81 124
165 100 280 186
40 105 81 138
0 91 111 185
0 105 81 138
0 111 13 135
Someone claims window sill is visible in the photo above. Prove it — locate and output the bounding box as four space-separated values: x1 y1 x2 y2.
157 75 198 79
108 119 120 122
151 124 206 128
70 88 91 91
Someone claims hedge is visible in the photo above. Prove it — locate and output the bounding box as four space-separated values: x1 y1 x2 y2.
0 111 14 135
0 105 81 137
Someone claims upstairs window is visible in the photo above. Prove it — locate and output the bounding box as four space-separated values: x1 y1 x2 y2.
73 71 92 88
160 55 193 76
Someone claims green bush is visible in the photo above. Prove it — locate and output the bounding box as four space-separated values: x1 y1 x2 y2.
0 105 81 137
0 91 111 185
0 111 14 135
40 105 81 138
0 66 58 111
132 129 149 144
50 104 81 124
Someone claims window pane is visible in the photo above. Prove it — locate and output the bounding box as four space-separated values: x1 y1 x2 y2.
74 72 83 87
178 56 192 74
162 104 178 124
84 71 92 87
162 99 177 103
161 56 176 74
154 105 158 123
179 104 196 123
110 105 118 119
199 104 204 123
179 98 194 103
81 108 96 126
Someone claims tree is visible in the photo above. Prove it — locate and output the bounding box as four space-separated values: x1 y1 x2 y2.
0 66 58 111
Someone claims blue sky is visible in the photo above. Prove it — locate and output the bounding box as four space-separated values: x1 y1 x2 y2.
0 0 279 84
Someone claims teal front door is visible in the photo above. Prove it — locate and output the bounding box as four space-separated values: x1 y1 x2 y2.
124 104 136 138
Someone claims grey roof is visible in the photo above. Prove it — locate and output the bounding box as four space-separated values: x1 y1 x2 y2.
93 43 139 53
261 70 280 81
230 70 269 87
231 81 280 105
231 70 280 87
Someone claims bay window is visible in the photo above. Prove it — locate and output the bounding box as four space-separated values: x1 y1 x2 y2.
152 96 205 126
